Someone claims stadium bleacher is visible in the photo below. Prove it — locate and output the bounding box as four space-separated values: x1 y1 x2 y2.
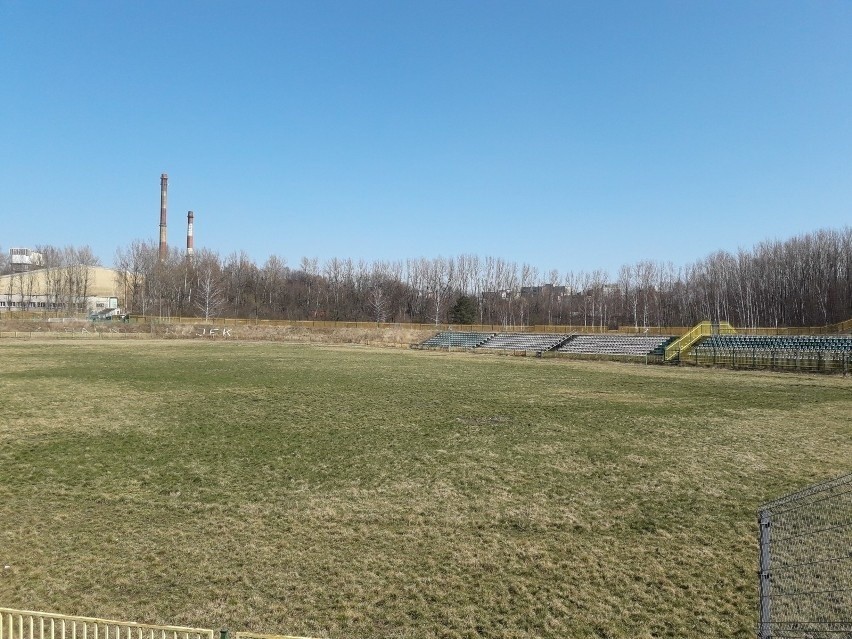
556 334 675 357
420 331 496 349
418 331 675 357
478 333 571 352
694 334 852 355
416 327 851 372
688 333 852 372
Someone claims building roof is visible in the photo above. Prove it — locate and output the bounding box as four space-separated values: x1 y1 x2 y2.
0 266 123 298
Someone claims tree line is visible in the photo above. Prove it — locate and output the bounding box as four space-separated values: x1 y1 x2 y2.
3 226 851 327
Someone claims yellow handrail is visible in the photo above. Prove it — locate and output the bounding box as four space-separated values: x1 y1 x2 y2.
0 610 321 639
0 608 214 639
664 321 736 361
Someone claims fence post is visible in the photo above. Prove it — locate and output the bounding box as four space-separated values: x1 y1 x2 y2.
758 509 772 639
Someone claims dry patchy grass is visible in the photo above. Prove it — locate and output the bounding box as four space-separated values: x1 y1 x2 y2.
0 341 850 638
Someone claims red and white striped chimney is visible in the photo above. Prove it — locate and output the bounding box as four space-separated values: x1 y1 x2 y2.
158 173 168 262
186 210 195 261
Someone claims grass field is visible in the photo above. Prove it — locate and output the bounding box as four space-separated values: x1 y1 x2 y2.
1 340 850 639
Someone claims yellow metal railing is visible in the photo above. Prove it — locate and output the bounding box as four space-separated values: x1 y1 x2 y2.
0 609 214 639
0 610 319 639
664 321 737 362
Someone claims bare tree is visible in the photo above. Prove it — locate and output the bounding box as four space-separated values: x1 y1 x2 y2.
368 284 389 323
424 257 453 325
96 224 852 328
618 264 637 329
635 260 656 330
195 260 226 321
259 254 288 317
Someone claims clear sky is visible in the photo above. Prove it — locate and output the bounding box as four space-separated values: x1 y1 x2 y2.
1 1 851 276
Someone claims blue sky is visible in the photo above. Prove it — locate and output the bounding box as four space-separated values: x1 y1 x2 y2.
1 1 851 275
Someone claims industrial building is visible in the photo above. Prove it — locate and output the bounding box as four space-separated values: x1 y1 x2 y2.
9 248 45 272
1 172 194 317
0 265 123 315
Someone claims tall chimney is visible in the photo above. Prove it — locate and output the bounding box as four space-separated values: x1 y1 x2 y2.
186 210 195 261
159 173 168 262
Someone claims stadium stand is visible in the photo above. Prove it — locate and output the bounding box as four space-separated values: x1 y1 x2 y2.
478 333 571 352
649 337 678 357
556 334 675 357
689 333 852 372
420 331 496 349
694 334 852 354
416 326 852 372
417 332 675 357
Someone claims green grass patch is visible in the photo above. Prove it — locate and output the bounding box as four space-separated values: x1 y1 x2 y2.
1 341 850 638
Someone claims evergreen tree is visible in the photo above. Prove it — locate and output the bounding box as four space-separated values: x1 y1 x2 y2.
450 295 477 324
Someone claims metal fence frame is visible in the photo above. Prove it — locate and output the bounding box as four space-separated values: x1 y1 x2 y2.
757 473 852 638
0 611 319 639
0 609 214 639
688 348 852 374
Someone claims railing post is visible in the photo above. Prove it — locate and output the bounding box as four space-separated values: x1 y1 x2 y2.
758 509 772 639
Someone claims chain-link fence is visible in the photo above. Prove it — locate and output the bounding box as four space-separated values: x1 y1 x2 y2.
757 473 852 638
688 349 852 374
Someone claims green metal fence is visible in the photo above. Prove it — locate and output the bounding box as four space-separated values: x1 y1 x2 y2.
685 348 851 374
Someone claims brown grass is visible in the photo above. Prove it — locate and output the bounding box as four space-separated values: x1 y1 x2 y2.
0 341 850 638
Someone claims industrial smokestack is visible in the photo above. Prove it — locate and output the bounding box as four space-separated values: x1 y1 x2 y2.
159 173 168 262
186 210 195 261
